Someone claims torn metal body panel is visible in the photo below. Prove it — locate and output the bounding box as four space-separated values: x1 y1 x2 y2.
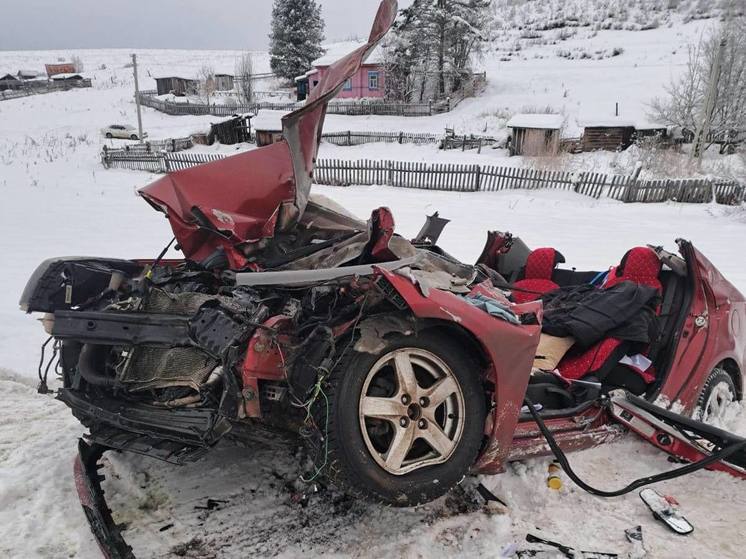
138 1 397 268
235 256 419 287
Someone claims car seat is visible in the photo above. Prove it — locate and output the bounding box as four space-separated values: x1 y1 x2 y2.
512 248 565 304
557 247 662 389
603 246 663 293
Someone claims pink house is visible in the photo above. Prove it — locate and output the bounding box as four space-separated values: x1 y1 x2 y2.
296 42 385 100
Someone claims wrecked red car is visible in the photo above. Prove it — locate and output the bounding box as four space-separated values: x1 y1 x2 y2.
18 1 746 556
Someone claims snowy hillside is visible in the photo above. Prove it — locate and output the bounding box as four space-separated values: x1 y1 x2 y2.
492 0 732 31
1 8 746 559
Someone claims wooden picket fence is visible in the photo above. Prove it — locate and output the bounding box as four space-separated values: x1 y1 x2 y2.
320 130 497 150
321 130 439 147
0 79 93 101
137 90 436 117
102 137 194 155
100 149 745 205
101 150 222 173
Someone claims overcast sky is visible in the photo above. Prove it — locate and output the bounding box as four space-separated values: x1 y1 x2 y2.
0 0 413 51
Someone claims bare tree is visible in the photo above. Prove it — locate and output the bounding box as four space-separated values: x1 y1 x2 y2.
71 55 84 73
199 64 217 104
235 52 255 104
650 16 746 148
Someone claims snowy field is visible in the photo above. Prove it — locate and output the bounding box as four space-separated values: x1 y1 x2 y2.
2 18 746 558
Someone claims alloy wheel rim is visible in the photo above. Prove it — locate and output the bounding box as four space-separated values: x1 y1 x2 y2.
358 347 465 475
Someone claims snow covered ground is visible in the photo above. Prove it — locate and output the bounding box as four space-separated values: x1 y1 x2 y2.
2 17 746 558
2 179 746 559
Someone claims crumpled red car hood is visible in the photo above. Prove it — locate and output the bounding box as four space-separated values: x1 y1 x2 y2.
139 0 397 268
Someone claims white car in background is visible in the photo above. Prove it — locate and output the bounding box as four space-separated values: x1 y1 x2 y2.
101 124 147 140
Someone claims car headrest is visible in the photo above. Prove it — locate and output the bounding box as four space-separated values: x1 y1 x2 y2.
524 248 566 280
616 246 661 282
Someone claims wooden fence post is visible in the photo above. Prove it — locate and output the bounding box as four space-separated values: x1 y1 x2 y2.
624 162 643 203
473 165 482 192
387 160 394 186
574 172 583 193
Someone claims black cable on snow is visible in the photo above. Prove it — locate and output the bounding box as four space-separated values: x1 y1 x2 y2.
524 396 746 498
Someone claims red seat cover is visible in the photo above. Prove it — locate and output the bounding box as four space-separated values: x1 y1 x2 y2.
604 247 662 293
512 248 562 304
558 247 661 382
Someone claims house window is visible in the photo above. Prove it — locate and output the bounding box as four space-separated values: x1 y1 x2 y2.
343 78 352 91
368 71 379 91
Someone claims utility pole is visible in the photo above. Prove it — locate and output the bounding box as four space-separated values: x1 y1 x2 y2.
691 36 726 162
132 53 144 144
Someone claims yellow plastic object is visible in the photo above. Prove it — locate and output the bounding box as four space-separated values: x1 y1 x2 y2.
547 461 563 490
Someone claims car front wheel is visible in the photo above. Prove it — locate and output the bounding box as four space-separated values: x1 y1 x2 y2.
130 134 138 140
311 328 486 506
105 133 113 138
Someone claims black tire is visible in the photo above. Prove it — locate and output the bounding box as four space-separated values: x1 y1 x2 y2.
311 329 486 506
105 132 113 138
130 134 138 140
695 368 737 424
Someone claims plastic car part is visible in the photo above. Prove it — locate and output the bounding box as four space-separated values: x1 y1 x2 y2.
639 488 694 535
74 440 135 559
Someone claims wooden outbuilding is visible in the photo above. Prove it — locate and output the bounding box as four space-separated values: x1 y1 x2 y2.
155 76 200 96
633 122 668 142
252 110 286 147
581 118 636 152
506 114 563 156
0 73 19 91
209 114 253 145
45 63 76 77
17 69 42 80
213 73 235 92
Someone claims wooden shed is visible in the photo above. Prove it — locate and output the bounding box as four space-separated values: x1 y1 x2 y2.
0 73 19 91
506 114 563 156
252 110 286 147
45 63 76 77
155 76 200 96
209 114 253 145
17 69 42 80
581 118 636 152
634 122 668 142
213 73 234 92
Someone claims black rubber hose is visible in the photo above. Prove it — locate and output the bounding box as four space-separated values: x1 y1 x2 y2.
78 344 118 388
524 396 746 497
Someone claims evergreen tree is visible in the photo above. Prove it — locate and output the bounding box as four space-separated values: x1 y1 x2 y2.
269 0 325 82
386 0 492 101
